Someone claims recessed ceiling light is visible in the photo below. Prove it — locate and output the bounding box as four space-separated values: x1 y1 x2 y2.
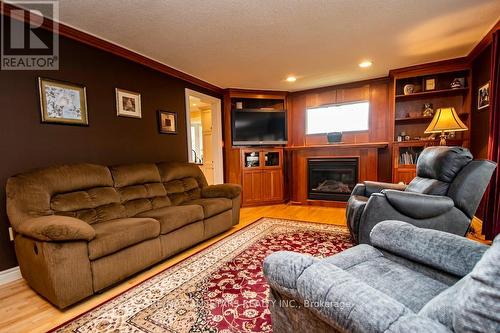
286 76 297 82
359 61 373 68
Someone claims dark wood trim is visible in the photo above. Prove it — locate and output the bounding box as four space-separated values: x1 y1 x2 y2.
285 142 388 150
388 57 469 78
467 19 500 62
290 77 389 96
0 2 222 94
224 88 288 99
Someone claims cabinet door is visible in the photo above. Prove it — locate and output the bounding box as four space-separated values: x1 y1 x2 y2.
262 169 283 201
395 169 416 184
242 170 263 204
336 85 369 103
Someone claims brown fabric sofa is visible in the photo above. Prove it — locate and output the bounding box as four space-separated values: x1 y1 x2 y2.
6 162 241 308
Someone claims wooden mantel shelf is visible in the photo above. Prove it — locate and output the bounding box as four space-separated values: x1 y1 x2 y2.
285 142 389 150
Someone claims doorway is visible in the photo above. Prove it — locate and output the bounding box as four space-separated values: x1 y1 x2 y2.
185 89 223 185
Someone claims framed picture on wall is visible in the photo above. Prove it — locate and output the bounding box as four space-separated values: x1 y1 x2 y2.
157 110 177 134
478 81 490 110
116 88 141 118
38 77 88 125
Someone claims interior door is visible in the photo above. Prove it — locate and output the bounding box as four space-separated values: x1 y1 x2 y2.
185 89 223 184
199 109 214 184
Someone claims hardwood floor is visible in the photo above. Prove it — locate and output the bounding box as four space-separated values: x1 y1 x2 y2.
0 204 346 333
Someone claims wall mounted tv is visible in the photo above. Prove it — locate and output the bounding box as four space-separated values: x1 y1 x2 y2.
232 109 288 146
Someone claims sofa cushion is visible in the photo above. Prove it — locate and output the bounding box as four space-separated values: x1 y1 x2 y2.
110 163 161 188
48 179 126 225
453 236 500 333
156 161 208 186
156 162 208 205
6 163 126 227
110 164 171 217
136 205 204 234
164 178 202 205
405 177 450 195
419 276 468 329
88 218 160 260
323 244 448 312
184 198 232 218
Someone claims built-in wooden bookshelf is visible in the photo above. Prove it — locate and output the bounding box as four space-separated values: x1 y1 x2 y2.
390 66 472 183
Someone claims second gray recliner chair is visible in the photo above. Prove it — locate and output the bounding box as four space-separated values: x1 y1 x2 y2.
346 146 496 244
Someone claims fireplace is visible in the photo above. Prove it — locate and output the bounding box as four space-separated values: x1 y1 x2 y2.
308 158 358 201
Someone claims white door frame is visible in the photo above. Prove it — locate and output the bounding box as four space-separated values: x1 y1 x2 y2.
185 88 224 184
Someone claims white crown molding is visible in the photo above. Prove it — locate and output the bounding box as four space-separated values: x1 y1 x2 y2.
0 266 22 285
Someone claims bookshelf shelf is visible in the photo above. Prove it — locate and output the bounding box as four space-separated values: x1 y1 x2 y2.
391 67 471 183
395 87 468 100
395 113 468 124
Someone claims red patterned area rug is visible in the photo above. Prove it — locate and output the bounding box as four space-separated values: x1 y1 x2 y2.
53 218 353 333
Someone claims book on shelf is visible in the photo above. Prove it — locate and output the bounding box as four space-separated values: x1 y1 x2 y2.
400 151 421 165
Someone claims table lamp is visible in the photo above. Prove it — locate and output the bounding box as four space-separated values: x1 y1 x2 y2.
424 107 468 145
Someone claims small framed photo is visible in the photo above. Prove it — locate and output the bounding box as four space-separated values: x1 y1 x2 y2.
423 77 436 91
116 88 141 118
157 110 177 134
38 77 88 125
478 81 490 110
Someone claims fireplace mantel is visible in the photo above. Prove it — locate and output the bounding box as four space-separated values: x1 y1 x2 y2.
285 142 388 150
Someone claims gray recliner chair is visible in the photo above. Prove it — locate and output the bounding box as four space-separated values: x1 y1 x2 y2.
263 221 500 333
346 146 496 244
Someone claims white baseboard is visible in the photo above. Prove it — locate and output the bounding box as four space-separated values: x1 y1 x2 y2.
0 266 22 285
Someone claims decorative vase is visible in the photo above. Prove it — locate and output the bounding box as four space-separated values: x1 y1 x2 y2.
327 132 342 143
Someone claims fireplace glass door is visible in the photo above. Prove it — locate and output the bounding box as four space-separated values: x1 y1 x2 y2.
308 158 358 201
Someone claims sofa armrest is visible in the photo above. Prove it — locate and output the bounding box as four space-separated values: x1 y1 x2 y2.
363 181 407 196
263 251 318 298
16 215 96 242
383 190 454 219
201 184 242 199
370 220 489 277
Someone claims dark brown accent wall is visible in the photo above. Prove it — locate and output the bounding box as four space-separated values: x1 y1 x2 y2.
0 16 221 271
470 44 491 159
470 44 492 220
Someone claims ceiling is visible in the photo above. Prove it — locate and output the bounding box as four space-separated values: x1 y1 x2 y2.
189 96 211 112
52 0 499 91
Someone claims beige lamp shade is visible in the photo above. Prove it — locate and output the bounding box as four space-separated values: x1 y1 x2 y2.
424 107 468 134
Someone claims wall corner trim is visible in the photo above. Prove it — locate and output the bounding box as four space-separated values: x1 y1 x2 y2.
0 266 22 285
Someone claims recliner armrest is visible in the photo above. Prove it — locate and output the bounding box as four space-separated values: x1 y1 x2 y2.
296 262 451 332
201 184 242 199
364 181 407 196
16 215 96 242
263 251 318 298
382 190 454 219
351 183 366 196
370 221 489 277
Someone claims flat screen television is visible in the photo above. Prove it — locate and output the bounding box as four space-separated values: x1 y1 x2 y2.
232 109 287 146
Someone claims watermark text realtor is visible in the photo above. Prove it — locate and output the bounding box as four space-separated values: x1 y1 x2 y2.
1 0 59 70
